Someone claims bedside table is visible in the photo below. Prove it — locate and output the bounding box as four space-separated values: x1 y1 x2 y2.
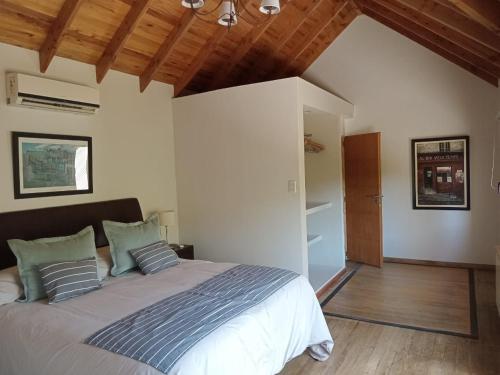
171 245 194 260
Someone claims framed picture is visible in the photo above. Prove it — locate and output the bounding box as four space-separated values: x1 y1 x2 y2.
12 132 93 199
412 136 470 210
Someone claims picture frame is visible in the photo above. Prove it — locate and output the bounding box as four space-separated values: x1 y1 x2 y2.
411 136 470 210
12 132 93 199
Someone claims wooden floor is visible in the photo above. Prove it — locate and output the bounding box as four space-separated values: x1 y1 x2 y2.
280 269 500 375
322 263 473 336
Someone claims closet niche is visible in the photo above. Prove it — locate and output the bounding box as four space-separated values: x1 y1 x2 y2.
304 111 345 291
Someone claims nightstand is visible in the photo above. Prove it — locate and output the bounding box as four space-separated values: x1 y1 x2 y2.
172 244 194 260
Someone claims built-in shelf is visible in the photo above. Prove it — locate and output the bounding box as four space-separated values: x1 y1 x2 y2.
307 234 323 246
306 201 332 215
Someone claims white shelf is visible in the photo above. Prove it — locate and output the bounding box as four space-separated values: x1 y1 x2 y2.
306 201 332 215
307 234 323 246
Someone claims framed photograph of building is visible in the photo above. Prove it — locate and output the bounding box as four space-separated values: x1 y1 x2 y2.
412 136 470 210
12 132 93 199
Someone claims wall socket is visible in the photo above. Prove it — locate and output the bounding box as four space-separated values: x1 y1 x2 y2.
288 180 297 193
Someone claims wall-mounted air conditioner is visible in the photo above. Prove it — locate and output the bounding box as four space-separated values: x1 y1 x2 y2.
6 73 100 115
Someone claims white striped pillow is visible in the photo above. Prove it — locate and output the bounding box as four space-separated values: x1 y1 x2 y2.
38 258 101 304
129 241 179 275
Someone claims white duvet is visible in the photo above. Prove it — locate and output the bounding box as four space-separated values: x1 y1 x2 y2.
0 260 333 375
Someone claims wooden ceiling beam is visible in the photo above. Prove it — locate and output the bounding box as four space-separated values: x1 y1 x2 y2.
361 0 500 69
139 10 196 92
392 0 500 53
362 6 498 86
243 0 325 86
206 3 290 92
174 27 228 97
117 0 183 27
276 0 349 78
39 0 84 73
445 0 500 33
96 0 153 83
357 0 500 76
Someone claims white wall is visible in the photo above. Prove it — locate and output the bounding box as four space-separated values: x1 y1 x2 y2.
304 15 499 265
173 78 353 277
0 43 179 242
173 79 306 274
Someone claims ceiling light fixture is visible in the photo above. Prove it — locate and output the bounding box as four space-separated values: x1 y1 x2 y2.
218 1 238 27
181 0 205 9
182 0 281 30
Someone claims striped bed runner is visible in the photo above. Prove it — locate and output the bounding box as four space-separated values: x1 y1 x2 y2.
85 264 299 374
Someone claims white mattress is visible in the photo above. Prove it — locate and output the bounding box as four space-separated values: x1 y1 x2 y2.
0 260 333 375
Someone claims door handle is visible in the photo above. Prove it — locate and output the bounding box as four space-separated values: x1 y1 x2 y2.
366 194 384 206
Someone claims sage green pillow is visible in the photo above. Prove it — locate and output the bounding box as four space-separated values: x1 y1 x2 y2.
103 214 161 276
8 226 97 302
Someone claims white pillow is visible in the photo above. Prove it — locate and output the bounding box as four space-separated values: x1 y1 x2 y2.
0 266 23 306
96 246 113 280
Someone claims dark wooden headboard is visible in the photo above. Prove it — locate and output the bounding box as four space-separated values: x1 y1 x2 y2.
0 198 143 270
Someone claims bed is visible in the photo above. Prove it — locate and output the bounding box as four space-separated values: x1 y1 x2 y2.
0 199 333 375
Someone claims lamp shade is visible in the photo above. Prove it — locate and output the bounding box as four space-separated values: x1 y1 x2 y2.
259 0 280 14
159 211 176 227
181 0 204 9
218 1 237 27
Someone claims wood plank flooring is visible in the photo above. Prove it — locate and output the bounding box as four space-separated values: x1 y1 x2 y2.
280 269 500 374
322 263 473 336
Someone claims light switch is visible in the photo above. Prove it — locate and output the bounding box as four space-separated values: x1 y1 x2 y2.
288 180 297 193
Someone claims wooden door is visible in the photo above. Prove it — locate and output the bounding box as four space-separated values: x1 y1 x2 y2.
343 133 383 267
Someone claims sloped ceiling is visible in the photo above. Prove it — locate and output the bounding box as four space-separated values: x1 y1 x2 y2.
0 0 498 96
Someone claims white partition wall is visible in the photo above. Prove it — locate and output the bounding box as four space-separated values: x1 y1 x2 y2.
173 79 306 274
173 78 353 285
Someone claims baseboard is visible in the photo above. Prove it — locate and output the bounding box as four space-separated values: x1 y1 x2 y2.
384 257 495 271
315 267 347 299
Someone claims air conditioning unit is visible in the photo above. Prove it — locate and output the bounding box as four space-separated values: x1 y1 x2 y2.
6 73 100 115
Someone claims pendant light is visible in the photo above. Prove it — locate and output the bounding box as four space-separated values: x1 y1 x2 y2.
181 0 204 9
181 0 281 30
218 1 237 27
259 0 280 14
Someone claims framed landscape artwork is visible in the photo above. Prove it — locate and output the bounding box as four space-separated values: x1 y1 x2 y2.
412 136 470 210
12 132 93 199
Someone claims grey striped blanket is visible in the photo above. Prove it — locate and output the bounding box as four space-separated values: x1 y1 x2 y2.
85 264 299 374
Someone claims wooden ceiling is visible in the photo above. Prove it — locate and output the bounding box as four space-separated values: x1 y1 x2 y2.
357 0 500 87
0 0 498 97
